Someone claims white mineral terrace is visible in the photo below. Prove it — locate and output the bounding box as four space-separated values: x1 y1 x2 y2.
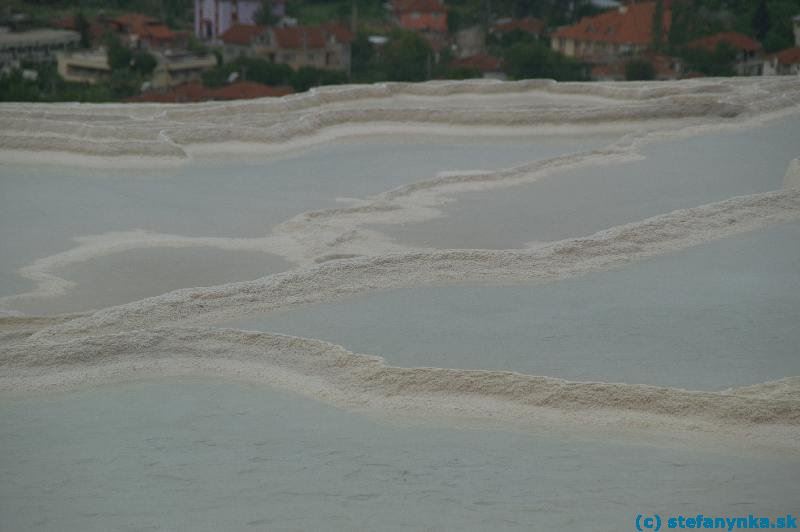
1 78 800 530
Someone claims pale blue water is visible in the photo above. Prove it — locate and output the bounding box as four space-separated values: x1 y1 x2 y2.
10 247 291 315
222 222 800 391
376 116 800 249
0 134 608 304
1 379 797 532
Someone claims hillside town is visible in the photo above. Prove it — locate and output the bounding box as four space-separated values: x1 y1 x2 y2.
1 0 799 102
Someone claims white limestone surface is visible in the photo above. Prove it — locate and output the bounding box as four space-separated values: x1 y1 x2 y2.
2 78 800 459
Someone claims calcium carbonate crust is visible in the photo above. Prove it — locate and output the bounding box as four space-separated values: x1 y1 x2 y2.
1 78 799 452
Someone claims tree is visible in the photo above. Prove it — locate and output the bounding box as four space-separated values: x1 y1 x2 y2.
1 60 117 103
75 11 91 48
132 50 157 76
98 33 156 96
350 32 375 79
681 42 737 76
625 58 655 80
759 0 800 52
490 28 539 51
202 57 292 87
187 35 210 55
107 68 140 98
291 66 347 92
503 41 586 81
255 0 278 26
381 31 433 82
442 66 482 79
573 1 604 21
652 0 665 51
668 0 730 50
106 35 132 71
161 0 192 27
668 0 693 49
240 57 293 85
751 0 771 42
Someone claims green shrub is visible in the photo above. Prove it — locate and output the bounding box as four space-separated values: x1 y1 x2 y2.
625 58 656 80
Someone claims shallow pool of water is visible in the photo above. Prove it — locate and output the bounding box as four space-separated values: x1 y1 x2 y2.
375 116 800 249
1 379 797 532
11 247 290 315
0 133 610 311
222 222 800 390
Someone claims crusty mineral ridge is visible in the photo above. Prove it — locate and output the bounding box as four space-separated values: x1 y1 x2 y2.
2 78 800 454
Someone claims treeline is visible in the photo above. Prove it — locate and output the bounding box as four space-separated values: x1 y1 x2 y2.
350 28 587 83
202 57 348 92
668 0 800 52
15 0 800 53
0 63 118 102
447 0 605 31
0 30 163 102
654 0 799 77
490 28 586 80
8 0 194 28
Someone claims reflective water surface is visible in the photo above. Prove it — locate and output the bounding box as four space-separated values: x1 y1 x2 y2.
376 117 800 249
0 133 610 313
2 379 797 532
223 222 800 391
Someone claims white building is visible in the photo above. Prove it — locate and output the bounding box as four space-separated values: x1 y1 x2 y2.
763 48 800 75
151 51 218 88
58 48 218 86
194 0 262 41
219 23 352 72
762 15 800 76
0 29 80 69
56 49 110 84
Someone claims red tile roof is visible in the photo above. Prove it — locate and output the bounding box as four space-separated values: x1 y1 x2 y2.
273 26 327 49
551 2 671 46
113 13 158 27
590 53 681 80
450 53 503 72
52 15 108 41
146 25 175 40
647 52 681 78
111 13 176 43
772 47 800 65
220 24 266 45
129 82 293 103
211 82 294 100
392 0 447 14
221 23 352 49
52 15 74 29
687 32 762 53
491 17 545 35
590 62 624 79
321 23 355 44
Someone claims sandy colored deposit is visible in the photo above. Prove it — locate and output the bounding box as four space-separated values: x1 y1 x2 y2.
1 77 800 457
